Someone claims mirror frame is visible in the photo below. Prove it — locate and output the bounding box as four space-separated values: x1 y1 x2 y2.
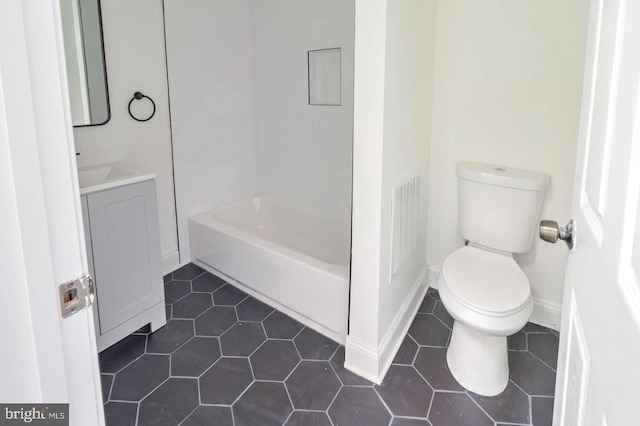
69 0 111 128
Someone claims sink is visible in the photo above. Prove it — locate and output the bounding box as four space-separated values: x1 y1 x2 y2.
78 165 133 188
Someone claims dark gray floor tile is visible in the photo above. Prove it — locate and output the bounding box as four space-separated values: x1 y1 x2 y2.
100 259 557 426
250 340 300 381
194 306 237 337
522 322 551 333
393 335 419 365
146 319 194 354
433 302 454 329
375 365 432 417
328 387 391 426
286 361 341 410
165 304 171 320
101 374 113 403
285 411 332 426
528 333 559 370
532 396 554 426
508 331 527 351
99 334 146 373
294 327 339 360
172 263 205 281
199 358 253 404
509 351 556 396
104 401 137 426
220 322 266 356
408 315 450 347
418 294 437 314
330 346 373 386
135 324 151 334
138 378 199 426
164 281 192 304
428 392 492 426
181 405 233 426
392 418 431 426
170 337 220 377
110 354 169 402
413 347 464 391
233 382 293 426
263 311 304 339
470 381 531 424
163 273 171 284
171 293 213 319
212 284 248 306
191 272 225 293
427 288 441 300
236 296 275 321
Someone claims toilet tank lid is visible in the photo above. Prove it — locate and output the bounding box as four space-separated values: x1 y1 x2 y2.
457 162 550 191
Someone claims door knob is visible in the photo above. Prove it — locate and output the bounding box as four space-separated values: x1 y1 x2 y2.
540 219 575 250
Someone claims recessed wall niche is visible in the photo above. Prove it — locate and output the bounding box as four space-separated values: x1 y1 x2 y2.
308 48 341 106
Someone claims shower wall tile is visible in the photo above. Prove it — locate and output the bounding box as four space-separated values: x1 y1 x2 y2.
252 0 355 218
165 0 260 262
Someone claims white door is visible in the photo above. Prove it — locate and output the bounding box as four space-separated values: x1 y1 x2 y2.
0 1 103 425
553 0 640 424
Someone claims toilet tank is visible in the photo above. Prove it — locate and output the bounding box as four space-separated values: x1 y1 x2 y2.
457 162 549 253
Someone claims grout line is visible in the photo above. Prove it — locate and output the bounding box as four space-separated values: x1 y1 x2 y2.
177 405 199 426
526 349 558 373
430 311 453 332
134 401 140 426
371 386 395 419
106 374 115 403
425 389 436 423
465 388 499 424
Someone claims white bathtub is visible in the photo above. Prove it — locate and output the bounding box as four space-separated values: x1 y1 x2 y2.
189 196 350 343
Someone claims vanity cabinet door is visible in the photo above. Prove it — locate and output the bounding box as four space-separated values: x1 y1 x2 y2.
86 180 163 333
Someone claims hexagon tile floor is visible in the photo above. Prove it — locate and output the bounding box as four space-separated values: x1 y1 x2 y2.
99 263 560 426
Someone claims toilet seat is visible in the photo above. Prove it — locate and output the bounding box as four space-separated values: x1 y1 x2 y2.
441 246 531 317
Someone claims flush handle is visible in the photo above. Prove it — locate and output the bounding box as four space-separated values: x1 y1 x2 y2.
539 219 575 250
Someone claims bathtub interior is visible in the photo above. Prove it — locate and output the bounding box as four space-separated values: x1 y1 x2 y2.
209 196 351 267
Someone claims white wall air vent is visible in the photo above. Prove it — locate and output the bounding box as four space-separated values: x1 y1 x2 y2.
390 173 421 281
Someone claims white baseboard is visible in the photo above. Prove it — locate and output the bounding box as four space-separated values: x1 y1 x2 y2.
345 265 428 384
343 335 382 384
162 250 181 276
530 297 562 331
427 265 440 289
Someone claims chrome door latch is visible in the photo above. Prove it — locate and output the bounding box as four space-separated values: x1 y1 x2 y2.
540 219 575 250
59 274 95 318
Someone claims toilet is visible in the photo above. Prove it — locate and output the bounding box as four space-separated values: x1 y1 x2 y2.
439 162 549 396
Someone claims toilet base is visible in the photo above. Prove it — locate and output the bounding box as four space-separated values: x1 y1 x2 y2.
446 321 508 397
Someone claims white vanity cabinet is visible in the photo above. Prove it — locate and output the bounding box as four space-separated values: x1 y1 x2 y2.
81 177 166 352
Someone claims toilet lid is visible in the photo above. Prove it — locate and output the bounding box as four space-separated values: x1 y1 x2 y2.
442 246 531 315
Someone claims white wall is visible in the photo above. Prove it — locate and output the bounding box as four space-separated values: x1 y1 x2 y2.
346 0 436 383
427 0 589 326
252 0 354 217
73 0 179 271
164 0 258 263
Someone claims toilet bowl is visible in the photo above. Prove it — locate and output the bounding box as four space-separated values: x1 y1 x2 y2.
439 162 549 396
439 246 533 396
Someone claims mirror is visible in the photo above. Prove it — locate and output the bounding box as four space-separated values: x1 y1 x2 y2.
60 0 110 126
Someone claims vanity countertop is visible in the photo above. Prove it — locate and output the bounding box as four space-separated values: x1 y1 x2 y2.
78 162 156 195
